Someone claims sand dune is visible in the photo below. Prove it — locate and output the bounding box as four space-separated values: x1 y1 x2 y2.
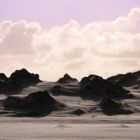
0 70 140 139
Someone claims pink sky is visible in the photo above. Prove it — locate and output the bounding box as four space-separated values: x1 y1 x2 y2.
0 0 140 27
0 0 140 80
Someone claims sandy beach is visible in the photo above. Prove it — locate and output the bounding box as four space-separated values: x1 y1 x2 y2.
0 1 140 139
0 117 140 140
0 81 139 140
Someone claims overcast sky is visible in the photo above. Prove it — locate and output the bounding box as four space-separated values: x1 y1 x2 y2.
0 0 140 80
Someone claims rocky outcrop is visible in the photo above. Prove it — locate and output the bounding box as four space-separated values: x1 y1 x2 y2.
99 98 133 115
0 73 7 80
0 69 41 94
107 70 140 87
4 91 64 116
0 72 22 94
80 75 133 99
0 80 22 94
57 73 78 83
10 68 41 87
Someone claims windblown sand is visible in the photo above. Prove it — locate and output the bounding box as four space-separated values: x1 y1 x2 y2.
0 82 140 140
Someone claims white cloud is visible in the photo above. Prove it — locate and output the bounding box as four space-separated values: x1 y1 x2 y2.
0 8 140 80
0 20 41 55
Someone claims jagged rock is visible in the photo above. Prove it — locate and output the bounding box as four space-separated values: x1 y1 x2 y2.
99 98 133 115
57 73 78 83
107 70 140 87
0 79 22 94
4 91 64 116
0 69 41 94
0 73 7 80
0 73 22 94
80 75 133 98
10 68 41 87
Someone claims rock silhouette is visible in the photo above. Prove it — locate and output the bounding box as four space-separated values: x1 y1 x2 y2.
99 98 133 115
0 73 7 80
107 70 140 87
80 75 133 98
57 73 78 83
0 80 22 94
10 68 41 87
0 69 41 94
4 91 64 116
0 73 22 94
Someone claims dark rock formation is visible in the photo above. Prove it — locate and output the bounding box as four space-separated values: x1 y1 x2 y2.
57 73 78 83
0 80 22 94
4 91 64 116
0 73 7 80
0 69 41 94
80 75 133 99
10 68 41 87
99 98 133 115
71 109 85 115
107 70 140 87
51 85 62 95
0 79 22 94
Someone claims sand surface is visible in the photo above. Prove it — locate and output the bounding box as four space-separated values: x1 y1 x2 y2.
0 120 140 140
0 82 140 140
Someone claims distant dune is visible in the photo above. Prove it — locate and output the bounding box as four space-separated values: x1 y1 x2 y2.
0 68 140 118
107 70 140 87
57 73 78 83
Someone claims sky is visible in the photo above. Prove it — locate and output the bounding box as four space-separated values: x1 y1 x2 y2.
0 0 140 81
1 0 140 27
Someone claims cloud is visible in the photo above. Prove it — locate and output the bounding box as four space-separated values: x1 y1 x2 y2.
0 7 140 80
0 20 41 55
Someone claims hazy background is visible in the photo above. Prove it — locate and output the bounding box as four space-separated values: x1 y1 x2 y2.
0 0 140 80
